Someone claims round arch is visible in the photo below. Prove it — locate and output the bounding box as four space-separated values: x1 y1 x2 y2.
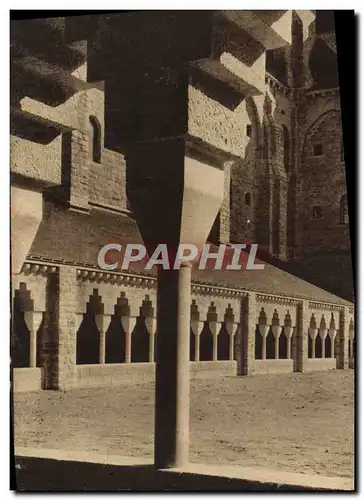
301 109 342 162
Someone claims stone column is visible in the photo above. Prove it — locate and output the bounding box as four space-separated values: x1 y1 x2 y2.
154 263 192 468
329 330 336 359
319 327 327 358
209 320 221 362
95 314 112 364
239 293 257 376
146 317 157 363
260 324 269 360
190 319 204 362
295 300 309 372
23 311 44 368
338 307 350 369
121 316 137 364
126 143 224 469
271 324 281 360
309 327 317 359
284 325 293 359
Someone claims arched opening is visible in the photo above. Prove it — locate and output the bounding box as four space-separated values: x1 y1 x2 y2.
325 335 332 358
131 316 150 363
77 290 104 365
199 323 213 361
88 115 102 164
340 194 349 224
315 335 322 358
255 325 262 359
190 327 195 361
217 323 229 360
266 327 275 359
279 331 288 359
105 315 126 363
76 311 100 364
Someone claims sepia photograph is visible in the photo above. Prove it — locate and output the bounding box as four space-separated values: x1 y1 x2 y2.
10 8 356 492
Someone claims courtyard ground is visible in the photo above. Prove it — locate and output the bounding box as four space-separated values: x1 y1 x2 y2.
13 370 354 479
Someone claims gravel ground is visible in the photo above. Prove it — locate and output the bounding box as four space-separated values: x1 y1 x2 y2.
13 370 354 478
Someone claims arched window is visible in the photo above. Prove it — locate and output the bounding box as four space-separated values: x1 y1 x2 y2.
282 124 290 173
88 115 102 163
340 195 349 224
245 192 251 206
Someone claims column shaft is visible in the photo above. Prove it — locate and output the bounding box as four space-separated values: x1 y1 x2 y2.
195 334 200 362
154 264 191 468
274 336 279 360
149 333 155 363
287 336 291 359
99 330 106 364
331 336 335 359
29 328 37 368
125 328 132 363
262 336 267 360
212 330 218 361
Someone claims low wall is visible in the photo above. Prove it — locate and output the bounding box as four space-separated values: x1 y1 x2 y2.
253 360 294 375
307 359 337 372
190 361 237 378
77 363 154 388
76 361 238 389
12 368 42 393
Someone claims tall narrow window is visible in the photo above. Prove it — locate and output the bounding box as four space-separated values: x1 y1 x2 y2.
245 192 251 206
246 124 252 138
88 115 102 164
340 137 345 162
340 194 349 224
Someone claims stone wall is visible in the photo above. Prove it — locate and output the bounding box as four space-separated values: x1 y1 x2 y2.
299 104 349 256
11 63 128 213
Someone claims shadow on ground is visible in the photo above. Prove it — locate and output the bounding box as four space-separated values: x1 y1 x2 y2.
14 456 351 492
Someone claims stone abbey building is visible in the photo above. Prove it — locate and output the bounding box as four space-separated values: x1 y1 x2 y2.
11 11 354 394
